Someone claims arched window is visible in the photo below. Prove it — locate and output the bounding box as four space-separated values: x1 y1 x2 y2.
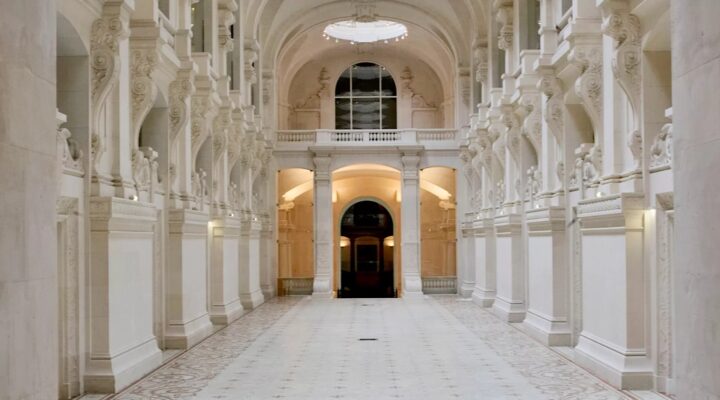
335 62 397 129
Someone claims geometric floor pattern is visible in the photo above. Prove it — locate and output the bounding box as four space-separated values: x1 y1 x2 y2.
114 296 634 400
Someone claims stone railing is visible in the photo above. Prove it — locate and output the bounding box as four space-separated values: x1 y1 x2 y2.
278 277 314 296
274 129 461 150
421 276 458 294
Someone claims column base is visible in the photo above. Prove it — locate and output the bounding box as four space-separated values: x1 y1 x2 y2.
261 285 276 300
164 314 214 349
459 281 475 298
209 299 245 326
240 290 265 310
491 296 526 322
84 337 162 393
575 332 654 389
312 276 332 297
522 310 572 346
471 288 495 307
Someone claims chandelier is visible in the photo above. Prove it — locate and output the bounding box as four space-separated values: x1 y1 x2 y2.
323 19 408 45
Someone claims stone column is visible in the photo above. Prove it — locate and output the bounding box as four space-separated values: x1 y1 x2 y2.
400 151 423 297
672 1 720 398
0 0 58 398
312 155 333 296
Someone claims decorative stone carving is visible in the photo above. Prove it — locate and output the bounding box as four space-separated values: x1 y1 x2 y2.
192 168 207 210
399 66 437 108
218 9 235 53
474 46 489 86
132 147 158 192
130 49 158 145
568 45 603 136
169 75 194 142
191 95 216 159
352 0 377 22
650 122 673 169
520 94 542 156
213 107 232 162
526 166 542 202
501 108 521 160
495 2 513 51
56 113 83 173
538 71 564 142
602 6 642 169
90 14 129 171
245 46 259 84
294 67 331 109
495 179 505 209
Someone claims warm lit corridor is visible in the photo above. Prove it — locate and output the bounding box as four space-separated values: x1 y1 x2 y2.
107 296 648 400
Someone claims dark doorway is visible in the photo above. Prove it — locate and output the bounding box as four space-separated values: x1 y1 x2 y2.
339 201 395 298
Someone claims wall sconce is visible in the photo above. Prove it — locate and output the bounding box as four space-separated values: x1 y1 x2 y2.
340 236 350 248
383 236 394 247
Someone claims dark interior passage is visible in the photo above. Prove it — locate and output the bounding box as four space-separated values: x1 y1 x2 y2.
338 201 395 298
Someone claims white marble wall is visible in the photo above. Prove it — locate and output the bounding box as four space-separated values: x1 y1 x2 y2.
672 0 720 398
0 1 58 398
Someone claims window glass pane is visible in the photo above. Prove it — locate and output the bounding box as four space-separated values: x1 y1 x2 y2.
380 67 396 96
381 98 397 129
335 99 352 129
336 68 351 97
352 99 381 129
352 63 380 96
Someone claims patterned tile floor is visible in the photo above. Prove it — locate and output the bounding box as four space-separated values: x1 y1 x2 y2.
110 296 644 400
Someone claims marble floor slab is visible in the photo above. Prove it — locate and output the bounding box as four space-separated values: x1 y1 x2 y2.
113 296 634 400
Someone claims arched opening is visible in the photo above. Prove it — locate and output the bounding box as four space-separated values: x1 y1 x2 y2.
339 200 395 298
335 62 397 129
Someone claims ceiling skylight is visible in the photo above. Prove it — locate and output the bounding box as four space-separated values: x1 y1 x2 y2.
323 20 408 44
